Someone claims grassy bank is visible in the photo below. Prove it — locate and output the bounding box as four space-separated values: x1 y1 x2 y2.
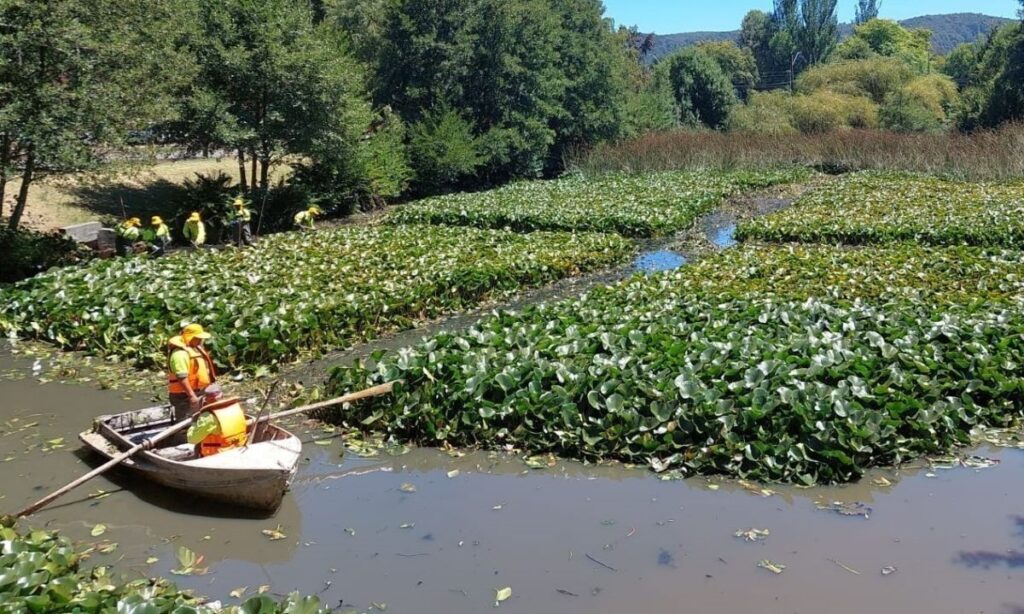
3 158 292 232
572 124 1024 181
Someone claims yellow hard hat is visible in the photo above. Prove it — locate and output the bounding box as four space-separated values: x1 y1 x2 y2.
181 323 212 343
128 217 141 226
187 212 201 222
151 216 163 225
233 197 245 207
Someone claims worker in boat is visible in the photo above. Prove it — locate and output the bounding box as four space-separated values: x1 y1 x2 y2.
182 212 206 248
228 196 254 247
186 397 248 457
143 216 172 257
293 206 322 231
167 323 218 422
115 217 142 256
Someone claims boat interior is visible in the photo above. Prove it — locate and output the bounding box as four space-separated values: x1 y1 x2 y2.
102 404 292 463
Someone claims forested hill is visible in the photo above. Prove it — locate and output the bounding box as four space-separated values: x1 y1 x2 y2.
648 12 1015 60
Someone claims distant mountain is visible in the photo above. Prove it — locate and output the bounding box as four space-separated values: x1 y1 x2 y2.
647 12 1015 61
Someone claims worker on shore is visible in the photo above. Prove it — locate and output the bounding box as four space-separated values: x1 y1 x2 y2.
144 216 172 257
115 217 142 256
182 212 206 248
167 324 218 422
228 197 254 247
294 206 322 231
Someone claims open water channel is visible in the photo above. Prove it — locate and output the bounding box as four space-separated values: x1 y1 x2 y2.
4 187 1024 613
3 345 1024 614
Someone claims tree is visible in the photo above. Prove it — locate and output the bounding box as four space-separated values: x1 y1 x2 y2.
740 10 775 80
797 0 839 65
545 0 630 172
854 19 930 58
657 48 738 129
172 0 382 203
855 0 881 25
765 0 839 78
407 107 482 192
696 41 759 99
0 0 188 229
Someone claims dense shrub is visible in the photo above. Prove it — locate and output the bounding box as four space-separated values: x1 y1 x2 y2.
656 48 738 129
0 227 87 284
727 91 798 135
408 108 484 194
797 57 914 104
880 90 945 133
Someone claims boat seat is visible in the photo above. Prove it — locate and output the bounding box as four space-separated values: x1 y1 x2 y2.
152 443 197 462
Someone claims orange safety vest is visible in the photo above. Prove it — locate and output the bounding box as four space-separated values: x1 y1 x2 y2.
167 336 216 395
197 399 249 457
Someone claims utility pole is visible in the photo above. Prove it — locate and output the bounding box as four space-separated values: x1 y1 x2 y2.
790 51 806 93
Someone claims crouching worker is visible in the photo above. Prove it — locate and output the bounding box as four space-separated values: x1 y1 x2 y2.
145 216 172 257
167 324 218 421
186 397 248 457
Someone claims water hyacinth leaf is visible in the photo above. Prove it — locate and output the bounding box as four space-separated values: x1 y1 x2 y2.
495 587 512 603
388 169 809 238
738 171 1024 248
0 225 632 372
262 525 287 541
324 241 1024 485
734 528 770 542
757 560 786 574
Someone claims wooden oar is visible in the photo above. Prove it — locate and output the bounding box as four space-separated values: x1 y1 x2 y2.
13 381 396 519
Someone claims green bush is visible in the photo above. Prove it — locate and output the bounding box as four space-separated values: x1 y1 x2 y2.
787 92 847 134
408 107 484 194
727 91 798 135
880 90 944 133
656 48 738 129
0 227 87 284
797 57 914 104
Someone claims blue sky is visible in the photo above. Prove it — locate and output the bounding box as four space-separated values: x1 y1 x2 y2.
602 0 1021 33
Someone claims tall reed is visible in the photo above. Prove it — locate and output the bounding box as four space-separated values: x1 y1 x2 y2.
572 125 1024 181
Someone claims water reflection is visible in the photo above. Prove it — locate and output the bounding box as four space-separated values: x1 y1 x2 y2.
956 516 1024 570
633 250 687 273
711 224 738 249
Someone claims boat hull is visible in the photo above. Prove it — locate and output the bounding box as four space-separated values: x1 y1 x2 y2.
79 405 302 512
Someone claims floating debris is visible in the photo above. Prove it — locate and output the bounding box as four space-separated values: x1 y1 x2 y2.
757 559 786 574
494 586 512 606
816 501 872 519
734 528 770 542
828 558 861 575
261 525 287 541
881 565 898 576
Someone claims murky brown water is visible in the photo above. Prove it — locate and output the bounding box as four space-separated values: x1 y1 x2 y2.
4 345 1024 614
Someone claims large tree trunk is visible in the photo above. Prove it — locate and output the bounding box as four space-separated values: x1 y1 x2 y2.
237 148 248 191
259 144 270 192
0 134 10 220
249 148 257 194
8 144 35 230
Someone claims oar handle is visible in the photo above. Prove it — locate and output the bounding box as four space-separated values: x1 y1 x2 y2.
15 418 193 518
251 381 395 424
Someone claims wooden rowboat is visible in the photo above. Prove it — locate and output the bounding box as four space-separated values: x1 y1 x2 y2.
79 404 302 512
